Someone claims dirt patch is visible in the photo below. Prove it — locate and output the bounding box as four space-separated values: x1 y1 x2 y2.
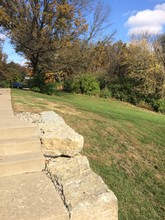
45 101 82 117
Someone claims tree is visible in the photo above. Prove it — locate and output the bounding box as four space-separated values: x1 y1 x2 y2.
83 0 114 43
0 39 8 82
0 0 88 75
154 34 165 68
0 0 114 77
106 41 126 78
124 40 165 98
6 61 26 82
107 39 165 105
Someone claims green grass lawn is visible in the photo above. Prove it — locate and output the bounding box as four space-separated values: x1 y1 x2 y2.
11 89 165 220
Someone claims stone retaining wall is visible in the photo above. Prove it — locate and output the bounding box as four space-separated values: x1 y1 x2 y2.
16 111 118 220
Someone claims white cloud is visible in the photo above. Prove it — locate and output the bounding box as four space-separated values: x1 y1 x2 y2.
155 3 165 10
123 10 137 17
125 3 165 36
0 33 6 40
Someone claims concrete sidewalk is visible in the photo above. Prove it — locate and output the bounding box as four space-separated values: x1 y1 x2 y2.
0 89 69 220
0 88 14 118
0 172 69 220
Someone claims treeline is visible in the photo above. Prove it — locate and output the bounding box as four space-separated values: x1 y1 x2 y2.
0 1 165 112
0 41 27 87
63 37 165 113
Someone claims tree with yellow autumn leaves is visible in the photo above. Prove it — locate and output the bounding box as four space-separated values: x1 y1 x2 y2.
0 0 89 73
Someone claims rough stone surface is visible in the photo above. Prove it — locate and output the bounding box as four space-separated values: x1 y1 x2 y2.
16 111 84 157
16 111 118 220
40 111 65 124
16 112 41 123
46 155 118 220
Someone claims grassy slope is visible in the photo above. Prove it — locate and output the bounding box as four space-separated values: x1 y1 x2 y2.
11 89 165 220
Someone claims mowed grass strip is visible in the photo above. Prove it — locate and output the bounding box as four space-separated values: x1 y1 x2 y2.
11 89 165 220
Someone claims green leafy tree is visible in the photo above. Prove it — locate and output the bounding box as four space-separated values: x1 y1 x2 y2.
6 61 26 82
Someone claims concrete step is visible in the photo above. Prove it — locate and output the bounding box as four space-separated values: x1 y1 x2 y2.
0 119 39 139
0 152 45 177
0 172 69 220
0 111 14 118
0 137 41 156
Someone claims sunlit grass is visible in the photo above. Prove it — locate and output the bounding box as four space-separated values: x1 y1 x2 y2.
11 89 165 220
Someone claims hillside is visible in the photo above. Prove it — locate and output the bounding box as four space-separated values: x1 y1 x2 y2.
11 89 165 220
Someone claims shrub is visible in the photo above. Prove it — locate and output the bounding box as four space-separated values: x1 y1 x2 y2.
96 74 108 90
0 80 10 88
64 74 100 95
31 87 41 93
40 82 56 95
80 75 100 95
108 78 143 105
29 70 45 88
136 101 153 111
64 77 81 93
28 69 56 95
144 94 161 112
158 99 165 113
99 87 112 98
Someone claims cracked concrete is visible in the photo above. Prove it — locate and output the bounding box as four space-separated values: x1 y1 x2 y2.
45 165 72 219
52 176 72 219
46 156 118 220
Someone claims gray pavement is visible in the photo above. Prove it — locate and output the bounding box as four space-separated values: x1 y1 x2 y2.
0 89 69 220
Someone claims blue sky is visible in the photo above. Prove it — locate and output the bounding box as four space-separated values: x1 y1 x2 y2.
2 0 165 64
110 0 165 42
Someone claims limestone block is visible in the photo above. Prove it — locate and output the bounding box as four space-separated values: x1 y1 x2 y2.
47 155 118 220
39 111 84 157
40 111 65 124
